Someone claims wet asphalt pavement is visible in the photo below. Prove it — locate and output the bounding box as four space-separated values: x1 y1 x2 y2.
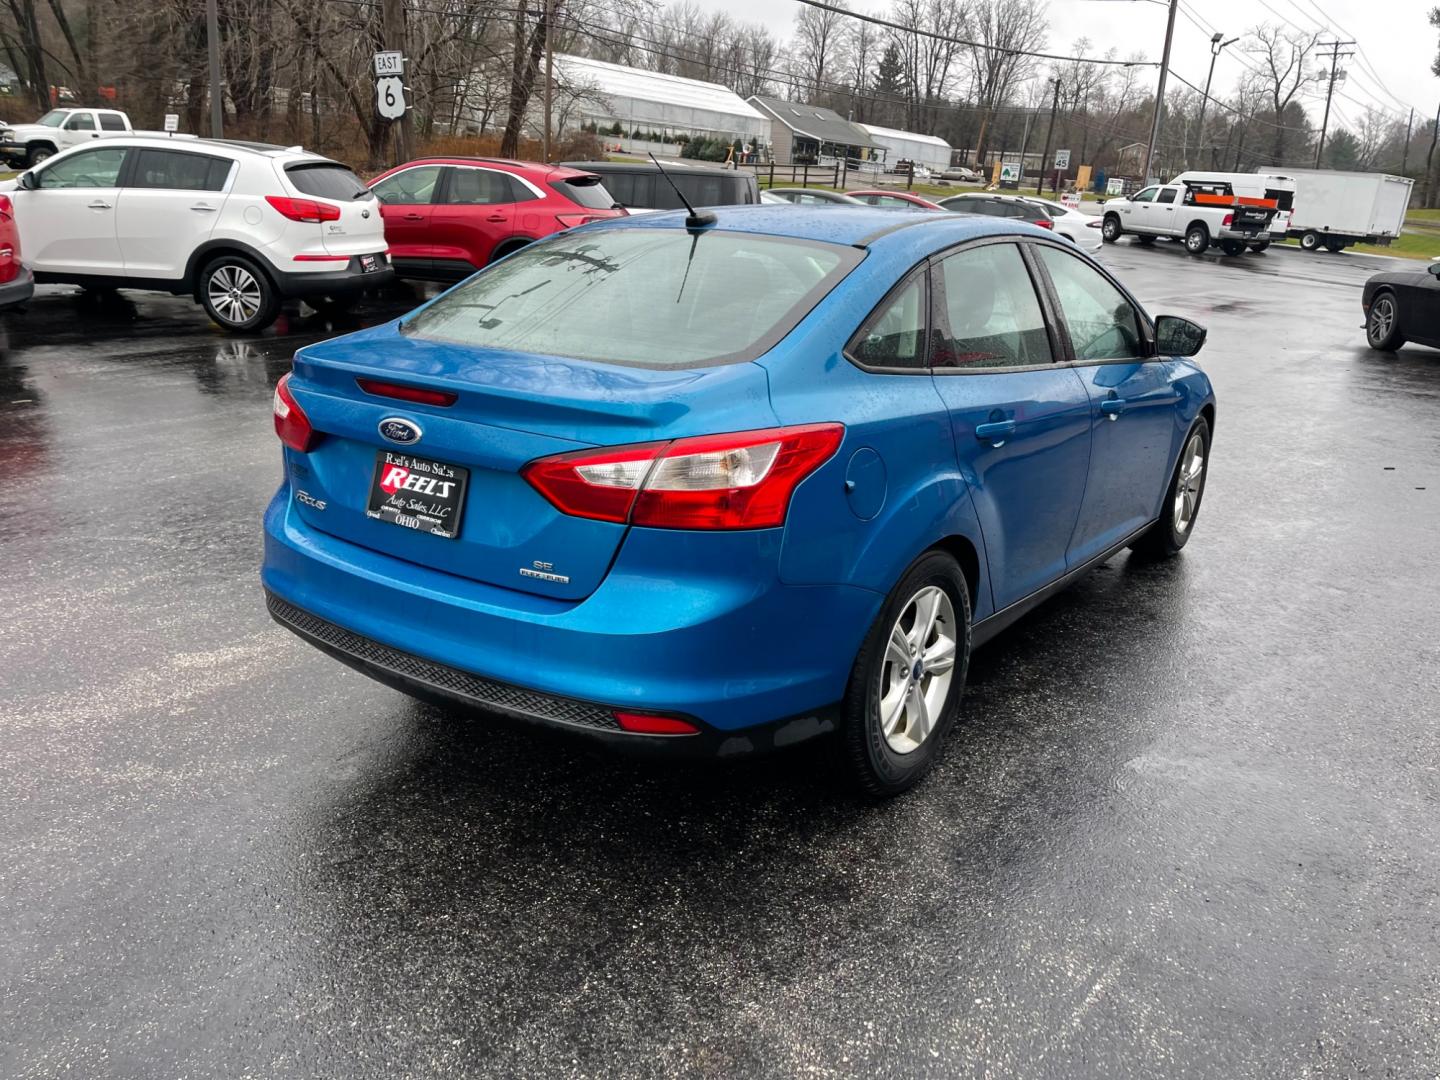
3 244 1439 1079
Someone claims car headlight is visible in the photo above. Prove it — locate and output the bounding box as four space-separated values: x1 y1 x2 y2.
0 130 12 141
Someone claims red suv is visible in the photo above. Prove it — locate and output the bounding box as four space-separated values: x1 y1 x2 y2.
367 157 626 281
0 194 34 309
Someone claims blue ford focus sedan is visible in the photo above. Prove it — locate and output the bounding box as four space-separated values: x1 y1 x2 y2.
263 205 1214 795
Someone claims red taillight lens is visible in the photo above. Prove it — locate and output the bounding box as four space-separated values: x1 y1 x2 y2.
522 423 844 530
0 194 12 222
613 710 700 735
555 213 601 229
266 195 341 223
1222 213 1234 227
273 372 316 452
1035 218 1053 229
355 378 458 407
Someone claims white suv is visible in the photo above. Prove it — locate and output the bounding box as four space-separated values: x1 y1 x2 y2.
0 136 393 331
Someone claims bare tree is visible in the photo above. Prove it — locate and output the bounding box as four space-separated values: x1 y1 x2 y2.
1246 23 1320 164
966 0 1045 166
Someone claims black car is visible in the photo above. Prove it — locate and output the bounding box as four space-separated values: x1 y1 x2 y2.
562 160 757 212
1363 263 1440 351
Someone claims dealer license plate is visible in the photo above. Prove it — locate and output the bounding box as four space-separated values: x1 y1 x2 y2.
366 450 468 539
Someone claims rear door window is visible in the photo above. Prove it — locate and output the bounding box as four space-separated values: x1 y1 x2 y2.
602 172 651 209
130 149 232 191
403 229 860 368
442 167 514 205
286 163 371 201
98 112 127 132
931 242 1053 369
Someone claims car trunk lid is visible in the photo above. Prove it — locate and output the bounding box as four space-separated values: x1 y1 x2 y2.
284 325 774 600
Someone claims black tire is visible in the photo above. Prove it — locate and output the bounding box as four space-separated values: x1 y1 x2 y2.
1136 235 1156 246
1248 240 1271 253
1219 239 1246 256
1325 238 1346 253
26 144 55 167
1184 224 1210 255
198 254 280 333
1299 230 1322 251
1366 290 1405 351
488 239 532 266
1101 214 1122 243
1131 418 1210 559
840 550 971 798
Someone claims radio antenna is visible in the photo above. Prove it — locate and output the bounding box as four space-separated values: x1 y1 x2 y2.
649 153 717 232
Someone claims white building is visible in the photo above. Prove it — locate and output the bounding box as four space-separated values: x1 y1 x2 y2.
553 54 770 154
859 124 953 173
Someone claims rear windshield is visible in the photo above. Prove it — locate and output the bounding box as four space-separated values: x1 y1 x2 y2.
550 175 618 209
402 228 860 368
286 163 371 200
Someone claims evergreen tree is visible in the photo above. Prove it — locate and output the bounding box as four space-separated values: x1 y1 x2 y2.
874 43 904 128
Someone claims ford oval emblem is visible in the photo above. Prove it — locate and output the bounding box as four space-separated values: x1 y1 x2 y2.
378 417 422 444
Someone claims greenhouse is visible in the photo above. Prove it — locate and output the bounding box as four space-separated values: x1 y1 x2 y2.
859 124 954 173
554 54 771 152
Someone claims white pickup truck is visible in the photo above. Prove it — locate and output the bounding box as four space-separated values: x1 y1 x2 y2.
1099 177 1277 256
0 108 134 168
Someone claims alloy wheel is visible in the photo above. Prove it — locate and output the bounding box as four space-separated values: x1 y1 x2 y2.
207 265 263 326
1369 296 1395 346
876 585 958 755
1173 431 1206 534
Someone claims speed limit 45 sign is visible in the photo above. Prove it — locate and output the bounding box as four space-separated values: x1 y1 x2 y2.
376 76 406 121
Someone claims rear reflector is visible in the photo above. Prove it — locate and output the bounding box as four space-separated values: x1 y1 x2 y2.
523 423 844 530
355 378 458 407
293 253 350 262
266 195 341 223
273 372 316 452
613 711 700 735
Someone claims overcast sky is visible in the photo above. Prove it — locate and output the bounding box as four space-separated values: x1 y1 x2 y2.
696 0 1438 130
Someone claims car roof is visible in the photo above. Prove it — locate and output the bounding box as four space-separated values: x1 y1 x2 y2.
396 156 590 177
563 160 744 177
75 134 335 164
583 204 1044 252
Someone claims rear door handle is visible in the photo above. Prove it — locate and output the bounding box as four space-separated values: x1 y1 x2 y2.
486 214 507 222
403 212 424 221
190 203 217 212
975 419 1016 444
1100 398 1128 419
87 200 112 209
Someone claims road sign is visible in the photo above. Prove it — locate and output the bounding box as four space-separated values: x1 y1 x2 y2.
374 51 403 77
163 113 179 133
376 76 406 121
1061 191 1082 210
999 161 1021 183
1054 149 1071 170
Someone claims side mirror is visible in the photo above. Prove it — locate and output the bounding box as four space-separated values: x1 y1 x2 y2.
18 170 36 190
1427 261 1440 278
1154 315 1206 357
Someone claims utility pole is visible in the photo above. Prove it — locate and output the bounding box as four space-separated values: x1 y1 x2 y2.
383 0 412 163
1401 107 1414 175
1425 101 1440 209
206 0 223 138
1313 40 1355 169
1194 32 1237 170
1141 0 1179 185
542 0 555 162
1037 77 1060 196
1017 104 1037 181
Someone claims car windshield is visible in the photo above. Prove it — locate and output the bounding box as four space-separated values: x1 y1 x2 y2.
36 110 67 127
402 228 861 368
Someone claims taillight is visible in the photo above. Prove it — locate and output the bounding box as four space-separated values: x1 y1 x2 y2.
273 372 316 452
355 378 458 407
522 423 844 530
0 194 12 222
1222 213 1234 227
555 213 601 229
1035 218 1054 229
266 195 341 223
613 710 700 735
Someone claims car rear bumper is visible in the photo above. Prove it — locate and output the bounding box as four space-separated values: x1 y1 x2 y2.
261 485 880 745
0 265 34 308
274 254 394 298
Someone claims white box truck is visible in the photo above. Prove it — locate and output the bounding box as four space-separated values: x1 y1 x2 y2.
1255 169 1413 252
